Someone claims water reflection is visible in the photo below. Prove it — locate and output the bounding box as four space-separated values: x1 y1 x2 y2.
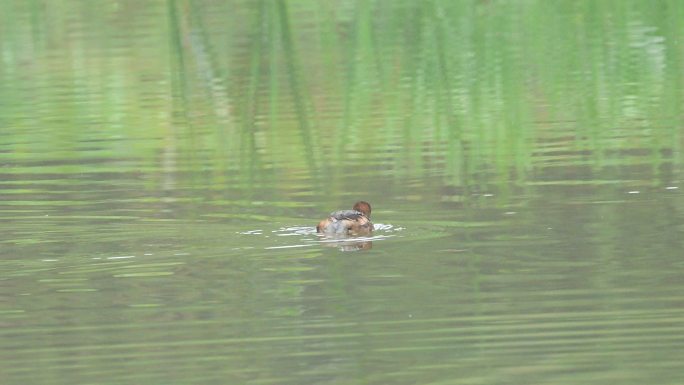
318 236 373 252
2 1 684 385
253 225 402 252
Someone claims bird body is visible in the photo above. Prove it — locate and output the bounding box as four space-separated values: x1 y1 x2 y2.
316 201 373 236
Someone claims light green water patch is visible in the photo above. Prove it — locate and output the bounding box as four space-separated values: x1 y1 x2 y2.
2 1 684 384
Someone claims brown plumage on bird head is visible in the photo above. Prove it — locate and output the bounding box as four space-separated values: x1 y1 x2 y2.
352 201 371 217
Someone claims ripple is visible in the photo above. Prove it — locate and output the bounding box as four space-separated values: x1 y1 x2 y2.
238 223 403 251
272 226 315 236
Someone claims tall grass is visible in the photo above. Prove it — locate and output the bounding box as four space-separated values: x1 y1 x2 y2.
1 0 682 191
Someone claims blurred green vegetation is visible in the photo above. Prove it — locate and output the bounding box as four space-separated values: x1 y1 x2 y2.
2 4 684 383
1 0 682 192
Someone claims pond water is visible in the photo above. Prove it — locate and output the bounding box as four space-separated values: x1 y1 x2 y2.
2 1 684 384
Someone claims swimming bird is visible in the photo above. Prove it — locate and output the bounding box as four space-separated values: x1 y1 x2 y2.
316 201 373 236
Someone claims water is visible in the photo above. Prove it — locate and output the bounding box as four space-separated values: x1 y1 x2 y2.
2 1 684 384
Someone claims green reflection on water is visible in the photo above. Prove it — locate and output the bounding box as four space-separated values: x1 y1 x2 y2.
2 1 684 385
2 0 681 191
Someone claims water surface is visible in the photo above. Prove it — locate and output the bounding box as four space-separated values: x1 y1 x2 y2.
2 1 684 384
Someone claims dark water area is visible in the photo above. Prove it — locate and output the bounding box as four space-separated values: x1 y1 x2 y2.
2 1 684 384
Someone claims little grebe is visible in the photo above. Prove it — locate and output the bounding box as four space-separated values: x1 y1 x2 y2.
316 201 373 236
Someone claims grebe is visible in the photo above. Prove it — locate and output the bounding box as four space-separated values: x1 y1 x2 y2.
316 201 373 236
